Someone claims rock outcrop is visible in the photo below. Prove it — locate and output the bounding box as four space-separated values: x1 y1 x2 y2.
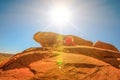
0 46 120 80
93 41 119 52
0 48 52 80
33 32 93 47
66 35 93 46
0 53 13 63
0 32 120 80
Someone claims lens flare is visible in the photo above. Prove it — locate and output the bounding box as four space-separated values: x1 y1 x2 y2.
49 4 71 26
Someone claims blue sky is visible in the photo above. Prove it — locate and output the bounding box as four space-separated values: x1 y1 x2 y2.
0 0 120 53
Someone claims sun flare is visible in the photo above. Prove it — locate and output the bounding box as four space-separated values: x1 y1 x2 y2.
49 5 71 25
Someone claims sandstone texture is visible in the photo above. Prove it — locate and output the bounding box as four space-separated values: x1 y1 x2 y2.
0 46 120 80
93 41 119 52
0 32 120 80
33 32 93 47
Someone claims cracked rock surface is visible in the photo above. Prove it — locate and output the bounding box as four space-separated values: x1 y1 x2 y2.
0 46 120 80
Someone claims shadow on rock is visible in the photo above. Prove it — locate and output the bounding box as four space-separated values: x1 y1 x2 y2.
1 51 51 71
64 63 103 68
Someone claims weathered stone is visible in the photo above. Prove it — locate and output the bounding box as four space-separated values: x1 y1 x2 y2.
93 41 119 52
67 35 93 46
33 32 93 47
0 46 120 80
0 32 120 80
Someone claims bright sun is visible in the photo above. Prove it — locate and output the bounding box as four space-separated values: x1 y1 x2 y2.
49 5 71 25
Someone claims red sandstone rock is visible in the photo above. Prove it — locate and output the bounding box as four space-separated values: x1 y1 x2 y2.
0 46 120 80
0 32 120 80
33 32 93 47
93 41 119 52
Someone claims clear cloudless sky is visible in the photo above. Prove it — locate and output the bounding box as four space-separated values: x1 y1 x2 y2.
0 0 120 54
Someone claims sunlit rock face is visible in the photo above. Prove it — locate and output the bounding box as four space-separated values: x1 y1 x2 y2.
33 32 93 47
0 47 52 80
67 35 93 46
33 32 61 47
0 46 120 80
93 41 119 52
0 32 120 80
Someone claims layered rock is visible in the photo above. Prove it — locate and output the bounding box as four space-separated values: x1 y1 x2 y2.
33 32 93 47
0 46 120 80
0 53 13 63
0 48 52 80
0 32 120 80
65 35 93 46
93 41 119 52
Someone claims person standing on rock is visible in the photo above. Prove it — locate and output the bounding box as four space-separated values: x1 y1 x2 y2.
64 36 76 46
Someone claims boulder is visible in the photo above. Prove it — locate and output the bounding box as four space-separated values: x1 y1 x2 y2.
66 35 93 46
33 32 93 47
33 32 61 47
93 41 119 52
